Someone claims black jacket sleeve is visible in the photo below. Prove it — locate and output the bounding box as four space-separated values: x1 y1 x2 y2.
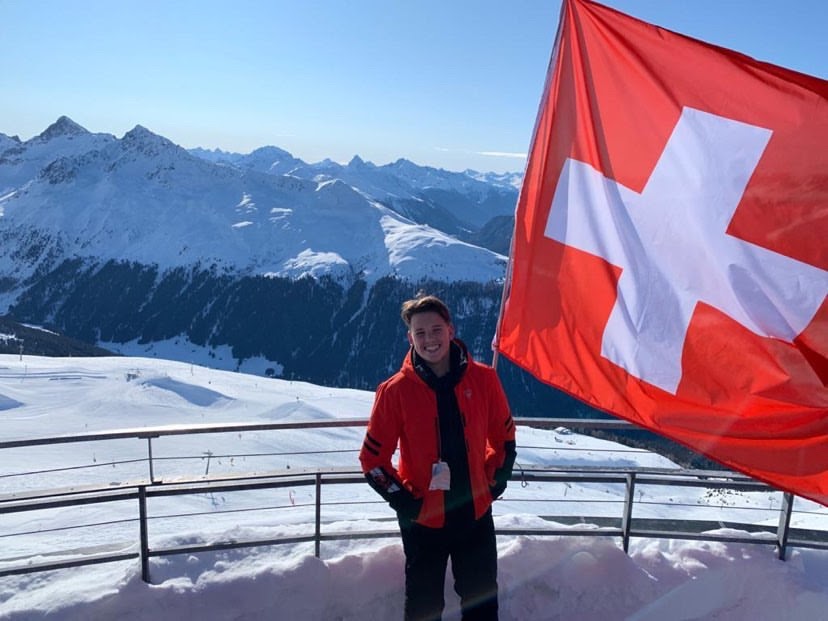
490 440 517 499
365 466 422 520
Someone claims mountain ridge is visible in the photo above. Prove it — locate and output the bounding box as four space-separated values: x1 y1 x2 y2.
0 117 515 297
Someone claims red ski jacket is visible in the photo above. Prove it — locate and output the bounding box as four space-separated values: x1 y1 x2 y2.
360 343 515 528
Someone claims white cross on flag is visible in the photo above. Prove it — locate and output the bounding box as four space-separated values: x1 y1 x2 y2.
495 0 828 505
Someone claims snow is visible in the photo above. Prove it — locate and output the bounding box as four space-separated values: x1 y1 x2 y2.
380 214 506 282
1 354 827 620
279 248 352 280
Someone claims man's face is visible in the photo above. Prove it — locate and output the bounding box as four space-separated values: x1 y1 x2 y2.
408 311 454 372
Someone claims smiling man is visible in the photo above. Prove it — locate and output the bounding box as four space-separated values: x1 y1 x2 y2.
360 293 516 621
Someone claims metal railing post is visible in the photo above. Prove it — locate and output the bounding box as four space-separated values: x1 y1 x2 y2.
621 472 636 553
139 485 151 582
777 492 794 561
314 472 322 558
147 437 156 484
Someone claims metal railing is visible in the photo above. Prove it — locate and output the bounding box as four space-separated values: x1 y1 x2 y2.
1 418 826 583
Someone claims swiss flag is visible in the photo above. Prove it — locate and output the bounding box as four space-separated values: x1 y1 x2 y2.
495 0 828 505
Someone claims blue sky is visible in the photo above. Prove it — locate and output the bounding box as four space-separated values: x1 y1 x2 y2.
2 0 826 173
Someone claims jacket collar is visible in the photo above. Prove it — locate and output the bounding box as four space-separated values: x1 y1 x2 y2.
404 339 469 389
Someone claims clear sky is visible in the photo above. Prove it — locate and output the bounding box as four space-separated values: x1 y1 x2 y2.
2 0 826 173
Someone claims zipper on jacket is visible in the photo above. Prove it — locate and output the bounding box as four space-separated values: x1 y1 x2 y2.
434 415 441 460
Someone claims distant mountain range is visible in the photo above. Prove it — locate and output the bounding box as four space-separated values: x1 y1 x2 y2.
0 116 516 292
0 117 599 420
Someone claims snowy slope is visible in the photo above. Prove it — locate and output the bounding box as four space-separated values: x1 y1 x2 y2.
1 354 827 620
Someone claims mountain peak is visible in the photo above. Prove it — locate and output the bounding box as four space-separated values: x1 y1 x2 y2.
0 132 22 154
388 157 430 174
121 125 180 156
249 145 293 160
37 116 89 141
347 155 373 170
246 146 300 173
123 124 163 142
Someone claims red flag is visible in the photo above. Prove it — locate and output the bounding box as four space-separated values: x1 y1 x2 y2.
495 0 828 505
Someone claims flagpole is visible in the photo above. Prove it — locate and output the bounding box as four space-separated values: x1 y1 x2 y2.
491 0 570 370
491 226 516 371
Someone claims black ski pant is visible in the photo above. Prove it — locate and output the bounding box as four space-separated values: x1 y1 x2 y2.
399 509 498 621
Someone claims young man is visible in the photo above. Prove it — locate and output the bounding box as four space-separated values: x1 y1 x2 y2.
359 294 516 621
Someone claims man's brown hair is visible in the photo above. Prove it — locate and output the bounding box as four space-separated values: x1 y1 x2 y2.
400 293 451 327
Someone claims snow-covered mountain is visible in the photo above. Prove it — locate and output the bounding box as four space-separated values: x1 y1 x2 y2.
0 117 514 295
0 118 557 416
189 147 519 235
